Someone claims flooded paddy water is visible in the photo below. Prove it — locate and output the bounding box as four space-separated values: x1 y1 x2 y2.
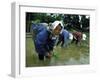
26 33 89 67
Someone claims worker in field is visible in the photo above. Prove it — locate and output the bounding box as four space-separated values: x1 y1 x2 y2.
56 29 69 47
33 21 63 60
72 31 87 46
56 29 73 48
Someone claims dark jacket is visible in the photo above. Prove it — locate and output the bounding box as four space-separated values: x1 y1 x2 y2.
35 29 56 56
32 23 46 34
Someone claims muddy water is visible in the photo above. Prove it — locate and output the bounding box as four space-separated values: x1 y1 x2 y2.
49 54 89 66
26 38 89 67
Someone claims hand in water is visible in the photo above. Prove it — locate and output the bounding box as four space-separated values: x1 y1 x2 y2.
46 52 52 59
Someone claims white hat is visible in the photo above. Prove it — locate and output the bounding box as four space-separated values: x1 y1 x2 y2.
69 33 73 40
50 21 64 30
82 34 87 40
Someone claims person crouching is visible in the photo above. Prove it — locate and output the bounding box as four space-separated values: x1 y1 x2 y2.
34 21 63 61
56 29 71 48
71 32 86 46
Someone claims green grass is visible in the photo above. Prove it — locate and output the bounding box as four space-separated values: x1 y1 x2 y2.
26 33 89 67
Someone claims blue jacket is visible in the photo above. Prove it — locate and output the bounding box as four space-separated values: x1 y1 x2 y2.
60 29 69 41
34 29 56 55
59 29 70 47
32 23 46 33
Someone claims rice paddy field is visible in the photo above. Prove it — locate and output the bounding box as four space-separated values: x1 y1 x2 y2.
26 33 89 67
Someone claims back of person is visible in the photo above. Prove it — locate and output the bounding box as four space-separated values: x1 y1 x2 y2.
71 31 83 45
72 32 82 41
31 23 47 41
61 29 69 39
32 23 46 34
35 29 56 53
57 29 70 47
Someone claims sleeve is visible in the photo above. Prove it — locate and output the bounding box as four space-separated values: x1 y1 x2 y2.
48 38 56 51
